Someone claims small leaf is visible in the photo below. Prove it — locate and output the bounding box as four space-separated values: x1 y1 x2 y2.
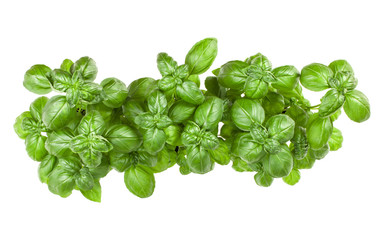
283 168 301 186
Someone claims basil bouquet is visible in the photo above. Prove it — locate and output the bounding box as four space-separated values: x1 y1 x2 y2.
14 38 370 201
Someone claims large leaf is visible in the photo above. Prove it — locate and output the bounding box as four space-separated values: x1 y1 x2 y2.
104 124 142 153
25 133 48 161
306 114 333 149
217 60 248 90
319 89 345 117
265 114 295 143
176 81 205 105
186 145 213 174
45 128 74 157
100 77 128 108
23 64 52 94
77 110 105 136
300 63 332 91
42 95 72 130
143 128 166 154
70 56 98 82
194 96 223 129
124 166 155 198
231 98 265 131
343 90 370 123
185 38 218 75
263 145 293 178
157 52 178 76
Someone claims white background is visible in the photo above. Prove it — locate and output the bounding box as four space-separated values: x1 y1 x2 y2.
0 0 383 239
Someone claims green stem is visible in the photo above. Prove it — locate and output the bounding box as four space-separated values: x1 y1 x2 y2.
309 104 320 109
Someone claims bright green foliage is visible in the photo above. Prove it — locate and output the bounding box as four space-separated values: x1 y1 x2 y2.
15 38 370 201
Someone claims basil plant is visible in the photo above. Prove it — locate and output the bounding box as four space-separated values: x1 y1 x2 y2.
15 38 370 201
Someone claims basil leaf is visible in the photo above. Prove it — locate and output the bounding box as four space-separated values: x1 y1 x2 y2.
23 64 52 94
156 115 172 129
291 127 308 160
254 171 274 187
306 114 333 149
186 145 213 174
147 90 167 114
70 56 98 82
194 96 223 129
294 154 316 170
14 111 33 139
231 133 265 163
78 148 102 168
158 76 177 91
164 125 182 146
283 168 301 186
271 65 299 91
265 114 295 144
176 81 205 105
308 144 329 160
264 138 282 154
81 180 101 202
100 77 128 108
208 139 230 165
262 92 285 116
42 95 72 130
300 63 332 91
263 145 293 178
48 168 76 198
109 151 133 172
328 60 354 74
232 157 253 172
38 155 58 183
151 148 176 173
318 89 345 117
78 110 105 136
122 99 146 124
205 76 226 98
185 38 218 75
124 166 155 198
217 60 248 90
335 71 358 91
244 78 268 99
91 135 113 152
127 77 157 101
285 105 308 127
157 52 178 76
328 127 343 151
75 168 94 191
25 133 48 161
143 128 166 154
60 59 73 73
201 132 219 149
104 124 142 153
343 90 370 123
247 53 272 71
51 69 72 92
137 151 158 167
30 96 49 122
46 128 74 157
168 100 196 124
231 98 265 131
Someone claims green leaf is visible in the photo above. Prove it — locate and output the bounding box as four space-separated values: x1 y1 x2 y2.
124 166 155 198
330 108 342 122
122 99 146 123
308 144 329 160
300 63 332 91
232 157 253 172
109 151 133 172
81 180 102 202
194 96 223 129
217 60 249 90
283 168 301 186
157 52 178 76
23 64 52 94
186 145 213 174
343 90 370 123
306 114 333 149
247 53 272 71
201 132 219 149
231 133 265 163
70 56 98 82
75 168 94 191
156 115 172 129
51 69 72 92
262 92 285 116
25 133 48 161
205 76 226 98
250 124 268 144
91 135 113 152
254 171 274 187
46 128 74 157
263 138 282 154
164 125 182 146
328 127 343 151
291 127 308 160
78 148 103 168
127 77 157 101
151 148 176 173
208 139 230 165
263 145 293 178
244 78 269 99
104 124 142 153
47 168 76 198
158 76 177 91
185 38 218 75
168 100 196 124
231 98 265 131
60 59 73 73
285 105 308 127
271 65 299 91
42 95 72 130
147 90 167 114
294 154 316 169
265 114 295 143
30 96 49 122
176 81 205 105
319 89 345 117
78 110 105 136
143 128 166 154
80 82 102 104
88 156 110 179
328 60 353 74
100 77 128 108
38 155 58 183
14 111 33 139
